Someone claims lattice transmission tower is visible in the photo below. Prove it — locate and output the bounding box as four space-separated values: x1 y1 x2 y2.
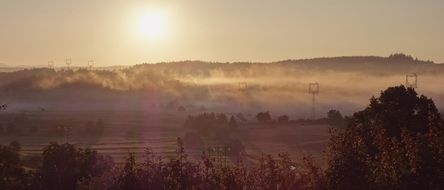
405 73 418 89
48 61 54 69
238 82 248 91
308 83 320 119
65 58 72 70
88 60 94 70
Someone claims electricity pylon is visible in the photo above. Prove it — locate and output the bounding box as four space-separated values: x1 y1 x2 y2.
238 82 248 91
87 60 94 70
406 73 418 89
48 61 54 69
308 83 320 119
65 58 72 70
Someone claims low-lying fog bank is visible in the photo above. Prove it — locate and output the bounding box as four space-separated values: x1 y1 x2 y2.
1 55 443 118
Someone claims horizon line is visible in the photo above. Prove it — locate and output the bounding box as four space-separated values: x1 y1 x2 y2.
1 53 440 68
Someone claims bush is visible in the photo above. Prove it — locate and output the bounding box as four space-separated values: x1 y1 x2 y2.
256 111 271 123
184 112 228 135
278 115 289 123
177 105 186 112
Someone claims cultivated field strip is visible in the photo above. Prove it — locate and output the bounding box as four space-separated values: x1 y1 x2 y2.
17 138 206 163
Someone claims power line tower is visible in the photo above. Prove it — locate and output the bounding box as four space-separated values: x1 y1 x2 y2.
48 61 54 69
64 126 72 143
57 125 72 143
405 73 418 89
87 60 94 70
62 125 72 143
308 83 320 119
65 58 72 70
238 82 248 91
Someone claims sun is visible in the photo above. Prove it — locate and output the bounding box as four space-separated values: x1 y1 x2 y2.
136 11 167 40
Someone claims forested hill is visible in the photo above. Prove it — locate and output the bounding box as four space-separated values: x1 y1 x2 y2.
0 53 440 73
132 53 441 74
0 53 442 93
279 53 434 64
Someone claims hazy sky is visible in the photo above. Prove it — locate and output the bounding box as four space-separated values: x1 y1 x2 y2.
0 0 443 66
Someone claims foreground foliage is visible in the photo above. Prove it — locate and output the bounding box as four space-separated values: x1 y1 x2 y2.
326 86 444 189
0 140 325 190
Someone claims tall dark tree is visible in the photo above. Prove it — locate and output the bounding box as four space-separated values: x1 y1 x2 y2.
94 118 105 134
0 142 26 190
327 110 346 128
326 86 444 189
216 113 228 124
229 116 238 128
112 153 140 190
256 111 272 123
236 113 247 122
32 143 106 190
278 115 289 123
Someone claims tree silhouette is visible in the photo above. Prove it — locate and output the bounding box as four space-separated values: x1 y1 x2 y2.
113 153 140 190
326 86 444 189
327 110 346 128
256 111 271 123
228 116 238 128
278 115 289 123
236 113 247 122
184 112 229 136
33 143 107 190
0 142 26 189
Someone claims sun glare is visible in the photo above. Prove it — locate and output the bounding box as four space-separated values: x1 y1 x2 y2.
136 11 167 40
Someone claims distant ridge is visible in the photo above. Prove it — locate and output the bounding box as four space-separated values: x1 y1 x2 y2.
276 53 433 65
134 53 434 67
0 53 436 69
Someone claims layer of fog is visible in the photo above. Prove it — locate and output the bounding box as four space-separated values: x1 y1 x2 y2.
1 64 444 119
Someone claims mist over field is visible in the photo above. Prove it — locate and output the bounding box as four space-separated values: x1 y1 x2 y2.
1 54 443 118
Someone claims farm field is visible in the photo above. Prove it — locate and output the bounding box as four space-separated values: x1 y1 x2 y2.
0 110 330 164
